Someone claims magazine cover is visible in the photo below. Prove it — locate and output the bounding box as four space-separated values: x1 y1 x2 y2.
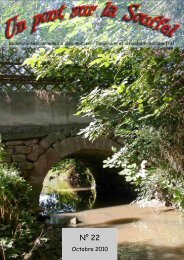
0 1 183 259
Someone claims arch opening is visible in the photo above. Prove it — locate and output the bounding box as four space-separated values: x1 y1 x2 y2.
39 154 136 214
39 158 97 213
27 135 136 208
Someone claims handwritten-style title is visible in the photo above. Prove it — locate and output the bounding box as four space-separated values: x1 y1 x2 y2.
5 2 181 40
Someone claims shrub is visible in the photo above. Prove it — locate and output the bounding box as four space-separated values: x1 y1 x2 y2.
0 143 45 259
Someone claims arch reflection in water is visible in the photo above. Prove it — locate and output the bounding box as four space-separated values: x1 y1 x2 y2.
40 188 96 213
39 159 97 213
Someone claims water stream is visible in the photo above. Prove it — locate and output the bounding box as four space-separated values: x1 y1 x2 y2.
40 188 184 259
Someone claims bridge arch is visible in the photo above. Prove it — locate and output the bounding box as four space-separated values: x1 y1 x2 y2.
1 91 126 205
4 132 121 204
31 135 119 190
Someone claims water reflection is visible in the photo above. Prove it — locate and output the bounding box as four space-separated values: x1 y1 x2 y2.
118 243 184 260
39 187 96 213
39 166 184 259
54 203 184 259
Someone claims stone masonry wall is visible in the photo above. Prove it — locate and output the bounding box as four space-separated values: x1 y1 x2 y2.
3 129 122 183
4 128 80 177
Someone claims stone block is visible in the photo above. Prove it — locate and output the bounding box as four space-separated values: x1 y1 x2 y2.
5 141 24 146
45 147 61 170
34 153 48 179
24 139 39 145
53 137 82 158
5 148 13 156
57 132 67 141
70 129 79 137
14 146 32 154
46 133 59 145
12 155 26 162
64 129 71 138
53 143 62 154
40 139 50 150
19 162 34 170
27 145 44 162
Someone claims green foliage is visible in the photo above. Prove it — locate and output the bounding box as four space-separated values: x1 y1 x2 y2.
0 165 32 228
41 159 96 213
77 48 184 209
24 46 184 209
52 158 78 171
24 46 122 93
77 48 184 135
0 151 32 232
0 144 47 259
104 128 184 209
52 159 95 187
1 1 183 48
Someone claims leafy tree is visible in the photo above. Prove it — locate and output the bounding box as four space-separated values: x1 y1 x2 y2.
24 47 123 92
1 0 183 47
25 46 184 209
77 48 184 208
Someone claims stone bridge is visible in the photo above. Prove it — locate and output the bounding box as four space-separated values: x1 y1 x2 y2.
0 92 122 202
